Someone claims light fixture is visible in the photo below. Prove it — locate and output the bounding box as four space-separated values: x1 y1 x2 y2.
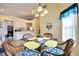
32 3 48 36
43 9 48 14
35 13 39 17
0 8 4 12
37 6 43 13
32 3 48 17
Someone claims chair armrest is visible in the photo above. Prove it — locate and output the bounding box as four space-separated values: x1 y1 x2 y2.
4 50 12 56
8 41 24 48
12 45 24 48
58 41 67 45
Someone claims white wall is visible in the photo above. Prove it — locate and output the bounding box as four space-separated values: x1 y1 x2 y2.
0 15 33 41
40 4 72 43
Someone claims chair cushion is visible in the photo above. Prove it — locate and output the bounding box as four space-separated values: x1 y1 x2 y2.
16 49 40 56
44 40 58 48
41 47 64 56
24 41 40 49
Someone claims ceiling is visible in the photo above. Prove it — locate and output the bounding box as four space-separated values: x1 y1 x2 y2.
0 3 76 20
0 3 47 20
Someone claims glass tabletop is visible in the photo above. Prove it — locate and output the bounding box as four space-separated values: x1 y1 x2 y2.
41 47 64 56
28 36 50 44
16 49 40 56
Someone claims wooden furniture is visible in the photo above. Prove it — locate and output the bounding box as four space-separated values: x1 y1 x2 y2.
43 33 53 39
22 33 33 41
2 39 25 56
57 39 74 56
41 39 74 56
43 33 57 41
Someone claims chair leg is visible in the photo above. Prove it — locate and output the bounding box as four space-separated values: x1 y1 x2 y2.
68 52 71 56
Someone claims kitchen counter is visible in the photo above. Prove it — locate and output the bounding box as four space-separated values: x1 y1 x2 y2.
14 31 34 40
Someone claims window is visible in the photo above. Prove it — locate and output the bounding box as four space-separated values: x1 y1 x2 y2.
60 3 78 42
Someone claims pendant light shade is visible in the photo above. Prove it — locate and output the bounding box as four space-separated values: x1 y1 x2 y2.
32 3 48 17
37 6 43 13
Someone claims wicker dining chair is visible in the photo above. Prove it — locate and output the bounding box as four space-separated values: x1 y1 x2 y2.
22 33 33 41
41 39 74 56
43 33 53 39
57 39 74 56
43 33 58 41
2 39 25 56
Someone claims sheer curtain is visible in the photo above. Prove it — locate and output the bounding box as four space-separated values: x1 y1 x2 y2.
60 4 78 42
62 14 77 42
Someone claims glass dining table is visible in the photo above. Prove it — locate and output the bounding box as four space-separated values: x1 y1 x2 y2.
16 37 64 56
16 40 41 56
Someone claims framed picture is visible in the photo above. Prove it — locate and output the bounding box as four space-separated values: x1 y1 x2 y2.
46 23 52 30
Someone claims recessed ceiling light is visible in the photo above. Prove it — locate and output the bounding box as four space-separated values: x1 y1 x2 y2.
22 12 27 15
0 9 4 12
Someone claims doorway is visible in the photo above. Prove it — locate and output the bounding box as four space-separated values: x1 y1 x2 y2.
4 20 14 39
